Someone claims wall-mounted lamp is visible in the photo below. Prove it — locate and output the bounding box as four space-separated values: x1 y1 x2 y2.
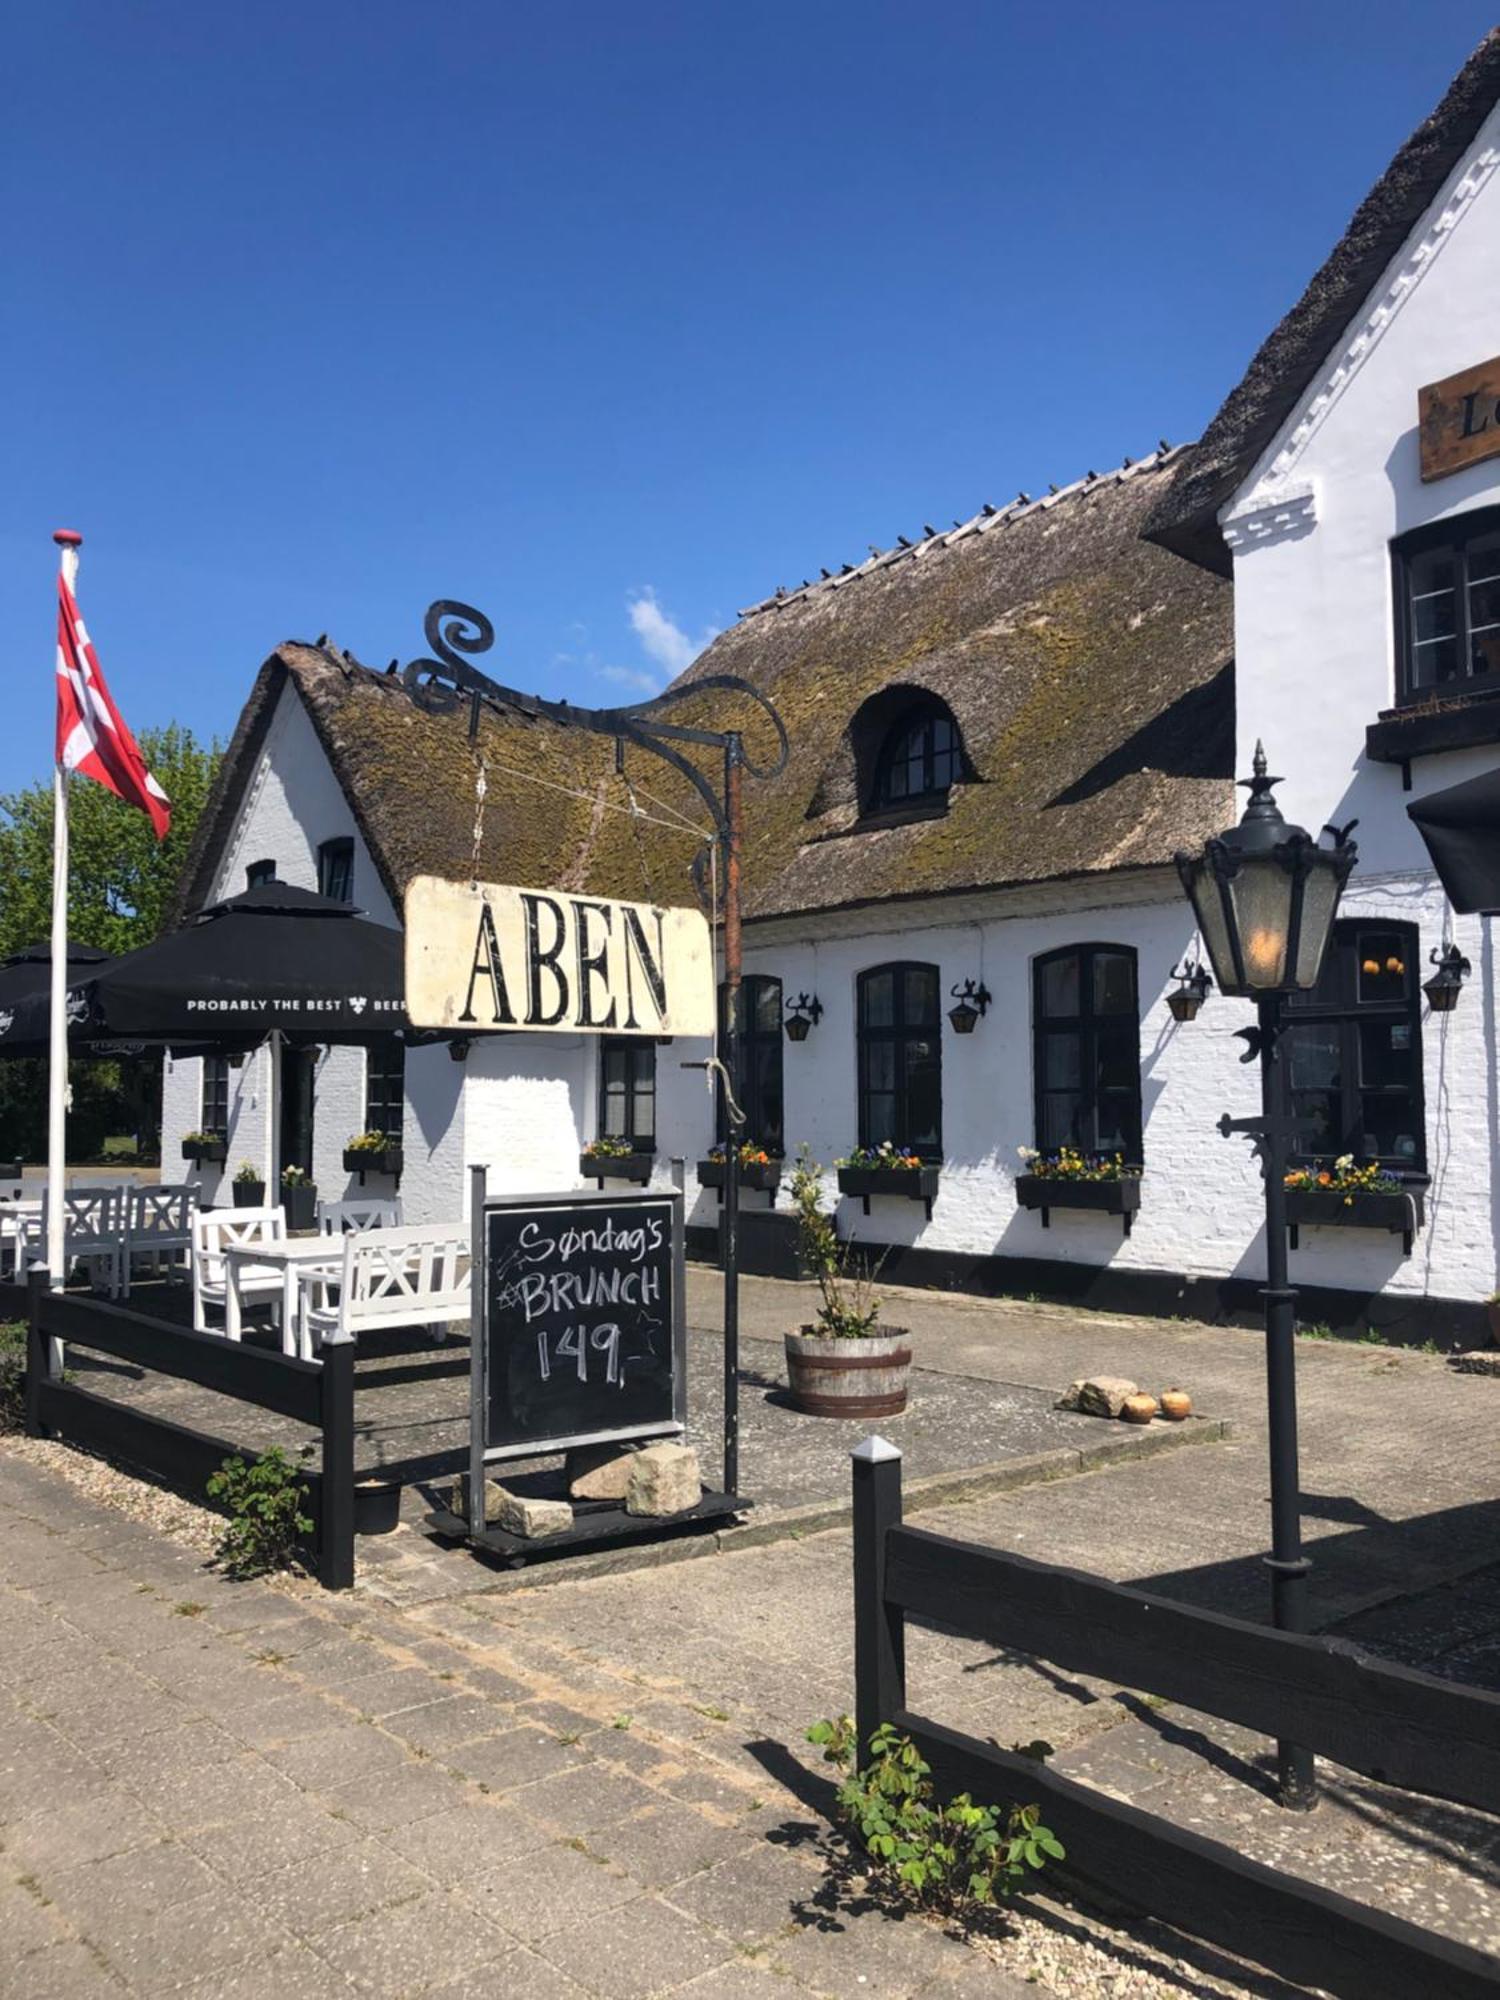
784 993 823 1043
448 1037 472 1063
1423 941 1471 1014
947 979 992 1035
1167 959 1213 1023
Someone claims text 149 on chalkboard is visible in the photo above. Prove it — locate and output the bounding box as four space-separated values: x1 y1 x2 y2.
481 1191 685 1459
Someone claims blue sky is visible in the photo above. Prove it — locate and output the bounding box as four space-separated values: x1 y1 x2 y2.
2 3 1493 796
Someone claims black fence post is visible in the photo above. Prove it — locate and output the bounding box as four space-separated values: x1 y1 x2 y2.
319 1333 356 1591
852 1436 906 1766
24 1266 53 1439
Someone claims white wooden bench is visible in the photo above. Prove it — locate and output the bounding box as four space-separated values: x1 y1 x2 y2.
124 1184 197 1292
29 1186 125 1296
298 1222 470 1355
318 1195 402 1235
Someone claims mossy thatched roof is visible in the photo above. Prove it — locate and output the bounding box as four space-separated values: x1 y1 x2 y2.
175 450 1232 929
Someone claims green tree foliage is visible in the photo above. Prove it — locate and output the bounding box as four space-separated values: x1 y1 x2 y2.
0 724 220 958
0 726 221 1161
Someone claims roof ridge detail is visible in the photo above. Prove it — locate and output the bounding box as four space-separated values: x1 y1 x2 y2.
736 444 1188 618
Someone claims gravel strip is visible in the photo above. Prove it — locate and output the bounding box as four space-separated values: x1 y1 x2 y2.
0 1430 225 1556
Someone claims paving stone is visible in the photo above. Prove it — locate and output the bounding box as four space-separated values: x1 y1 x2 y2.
12 1938 127 1998
459 1839 639 1942
381 1797 544 1878
0 1876 72 1960
46 1837 222 1922
538 1892 733 1997
92 1717 244 1789
167 1938 350 2000
217 1691 349 1751
447 1725 592 1793
519 1761 663 1834
245 1834 432 1937
320 1758 468 1835
329 1664 454 1720
423 1951 591 1999
6 1788 170 1873
383 1692 510 1755
264 1720 411 1789
600 1802 750 1890
185 1793 362 1880
80 1886 284 1991
312 1885 514 1995
664 1839 826 1947
124 1747 305 1829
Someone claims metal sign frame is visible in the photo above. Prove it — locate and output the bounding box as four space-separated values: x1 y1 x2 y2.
467 1167 686 1510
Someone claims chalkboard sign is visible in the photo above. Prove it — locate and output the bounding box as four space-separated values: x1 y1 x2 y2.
475 1187 686 1462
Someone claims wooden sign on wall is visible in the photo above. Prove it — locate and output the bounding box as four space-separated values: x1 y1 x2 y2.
1419 356 1500 482
404 874 715 1036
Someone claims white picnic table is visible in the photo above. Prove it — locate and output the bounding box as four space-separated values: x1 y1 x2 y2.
224 1237 343 1359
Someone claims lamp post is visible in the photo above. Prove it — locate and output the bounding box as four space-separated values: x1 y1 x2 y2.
1175 743 1357 1810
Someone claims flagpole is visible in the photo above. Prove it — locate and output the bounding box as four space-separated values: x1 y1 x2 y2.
48 530 82 1292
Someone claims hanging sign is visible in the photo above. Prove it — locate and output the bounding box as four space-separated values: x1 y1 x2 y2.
474 1188 686 1462
404 875 715 1036
1418 355 1500 482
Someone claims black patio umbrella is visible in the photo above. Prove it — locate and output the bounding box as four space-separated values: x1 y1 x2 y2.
1408 770 1500 914
0 886 407 1054
0 943 113 1056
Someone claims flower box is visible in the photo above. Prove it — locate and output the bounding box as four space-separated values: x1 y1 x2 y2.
182 1136 227 1165
837 1163 939 1221
343 1144 403 1180
1286 1187 1424 1258
1016 1173 1141 1238
580 1151 654 1185
697 1158 782 1203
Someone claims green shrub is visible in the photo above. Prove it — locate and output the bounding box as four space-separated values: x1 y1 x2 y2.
206 1447 314 1578
0 1321 25 1430
807 1715 1063 1911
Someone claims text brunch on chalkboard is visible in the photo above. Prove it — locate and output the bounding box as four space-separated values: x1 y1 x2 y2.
482 1193 682 1455
404 874 715 1037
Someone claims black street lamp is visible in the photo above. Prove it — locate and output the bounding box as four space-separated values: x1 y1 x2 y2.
1175 742 1357 1811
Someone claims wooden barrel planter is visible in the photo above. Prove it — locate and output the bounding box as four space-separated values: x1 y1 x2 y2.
784 1328 912 1418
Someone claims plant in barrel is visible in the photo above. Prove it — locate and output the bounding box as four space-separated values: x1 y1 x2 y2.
783 1149 911 1417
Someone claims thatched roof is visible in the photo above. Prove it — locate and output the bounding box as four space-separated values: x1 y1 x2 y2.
175 448 1232 930
1145 29 1500 575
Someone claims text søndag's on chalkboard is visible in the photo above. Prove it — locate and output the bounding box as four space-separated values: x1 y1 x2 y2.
483 1193 680 1455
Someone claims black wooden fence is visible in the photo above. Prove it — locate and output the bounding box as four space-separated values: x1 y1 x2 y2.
849 1438 1500 1999
25 1273 356 1590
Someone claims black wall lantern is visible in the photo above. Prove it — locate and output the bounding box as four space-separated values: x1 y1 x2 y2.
947 979 992 1035
448 1037 472 1063
1166 959 1212 1023
784 993 823 1043
1423 941 1471 1013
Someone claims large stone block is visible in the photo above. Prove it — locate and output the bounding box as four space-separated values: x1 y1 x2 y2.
566 1444 639 1501
1056 1376 1139 1418
624 1443 702 1517
450 1477 573 1536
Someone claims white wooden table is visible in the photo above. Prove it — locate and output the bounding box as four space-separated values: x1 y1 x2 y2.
224 1239 343 1358
0 1200 43 1281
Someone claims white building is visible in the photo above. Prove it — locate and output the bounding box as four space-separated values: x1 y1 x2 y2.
166 31 1500 1342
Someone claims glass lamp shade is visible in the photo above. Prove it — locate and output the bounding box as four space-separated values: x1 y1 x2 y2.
784 1011 812 1042
948 999 979 1035
1175 746 1356 998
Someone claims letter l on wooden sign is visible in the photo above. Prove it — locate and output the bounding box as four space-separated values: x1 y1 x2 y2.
404 875 716 1036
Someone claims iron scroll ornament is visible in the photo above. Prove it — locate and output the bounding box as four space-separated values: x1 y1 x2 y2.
402 598 790 840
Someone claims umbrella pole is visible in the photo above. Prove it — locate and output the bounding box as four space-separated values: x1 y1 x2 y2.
264 1032 282 1197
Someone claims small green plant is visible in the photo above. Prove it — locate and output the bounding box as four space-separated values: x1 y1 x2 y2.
206 1447 313 1578
789 1149 884 1338
0 1320 26 1429
807 1715 1062 1911
173 1600 205 1618
1297 1320 1334 1340
611 1713 633 1730
233 1161 263 1186
280 1164 312 1188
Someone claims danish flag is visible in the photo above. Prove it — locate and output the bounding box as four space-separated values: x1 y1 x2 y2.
55 570 171 840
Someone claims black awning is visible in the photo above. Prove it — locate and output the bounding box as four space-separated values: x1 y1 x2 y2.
1408 770 1500 914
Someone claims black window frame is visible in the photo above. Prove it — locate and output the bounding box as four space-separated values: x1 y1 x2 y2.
719 975 784 1155
1031 944 1142 1163
599 1037 656 1153
201 1055 230 1137
364 1039 405 1142
245 859 276 889
856 962 943 1159
317 837 354 903
871 701 963 811
1282 919 1426 1176
1393 504 1500 708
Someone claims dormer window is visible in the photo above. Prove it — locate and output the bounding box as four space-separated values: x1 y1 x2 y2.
317 838 354 903
873 701 962 810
